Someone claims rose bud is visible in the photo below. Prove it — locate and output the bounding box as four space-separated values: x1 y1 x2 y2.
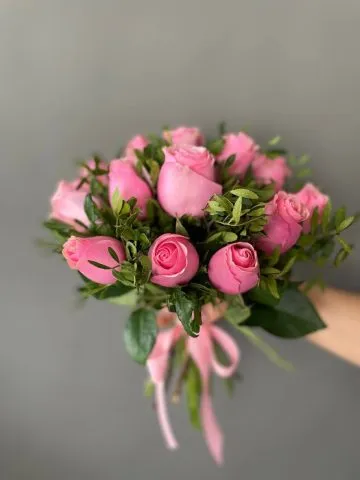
208 242 260 295
252 154 291 191
157 145 222 217
50 180 92 231
216 132 258 177
125 134 149 157
163 126 204 146
293 183 329 233
257 191 309 254
109 158 153 218
62 236 125 285
149 234 199 287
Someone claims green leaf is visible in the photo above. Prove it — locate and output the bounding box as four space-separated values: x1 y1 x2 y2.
185 362 202 430
230 188 259 200
297 154 310 166
87 260 112 270
337 216 355 233
278 254 297 277
125 241 137 261
336 236 352 253
268 135 281 146
84 194 100 223
224 303 251 325
298 234 314 248
214 195 234 213
261 267 281 275
334 248 350 267
207 138 225 156
232 196 243 224
224 154 236 169
335 207 346 229
245 285 326 338
248 206 266 217
247 286 280 307
204 232 223 244
321 200 332 233
111 188 124 215
149 160 160 184
222 232 238 243
175 218 189 236
267 246 281 267
172 290 198 337
123 308 157 364
236 326 293 371
207 201 226 213
266 276 280 299
108 247 120 263
297 167 312 178
311 208 319 234
108 290 137 306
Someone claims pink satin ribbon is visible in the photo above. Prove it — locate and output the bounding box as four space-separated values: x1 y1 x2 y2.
147 321 240 465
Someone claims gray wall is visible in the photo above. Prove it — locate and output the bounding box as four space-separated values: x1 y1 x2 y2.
1 1 360 479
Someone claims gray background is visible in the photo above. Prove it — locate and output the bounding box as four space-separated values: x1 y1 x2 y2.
1 1 360 479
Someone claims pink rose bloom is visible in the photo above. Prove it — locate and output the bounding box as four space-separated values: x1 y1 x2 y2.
216 132 258 177
208 242 259 294
109 158 153 218
157 145 222 217
294 183 329 233
149 234 199 287
50 180 91 231
163 126 204 146
125 134 149 157
79 158 108 185
62 235 126 285
257 191 309 254
252 154 291 191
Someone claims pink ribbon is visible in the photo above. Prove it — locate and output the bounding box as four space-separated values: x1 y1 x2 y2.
147 321 240 465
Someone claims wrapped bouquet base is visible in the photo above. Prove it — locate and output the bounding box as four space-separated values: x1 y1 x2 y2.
42 124 358 464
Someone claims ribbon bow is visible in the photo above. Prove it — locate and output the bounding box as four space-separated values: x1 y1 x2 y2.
147 315 240 465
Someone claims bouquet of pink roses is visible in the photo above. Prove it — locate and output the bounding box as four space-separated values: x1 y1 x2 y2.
43 124 357 464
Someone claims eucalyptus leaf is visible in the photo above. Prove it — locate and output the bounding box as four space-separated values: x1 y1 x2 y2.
232 196 243 224
230 188 259 200
337 216 355 233
84 194 100 223
108 247 120 263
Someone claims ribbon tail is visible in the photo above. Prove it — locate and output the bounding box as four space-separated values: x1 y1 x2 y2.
154 382 178 450
147 326 182 451
188 328 224 465
210 325 241 378
201 386 224 465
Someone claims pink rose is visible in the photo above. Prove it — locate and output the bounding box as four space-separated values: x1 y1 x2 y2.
208 242 259 294
125 134 149 157
293 183 329 233
163 126 204 146
79 158 108 185
50 180 91 231
157 145 222 217
62 235 126 285
216 132 258 177
109 159 153 218
149 234 199 287
252 154 291 191
257 191 309 254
